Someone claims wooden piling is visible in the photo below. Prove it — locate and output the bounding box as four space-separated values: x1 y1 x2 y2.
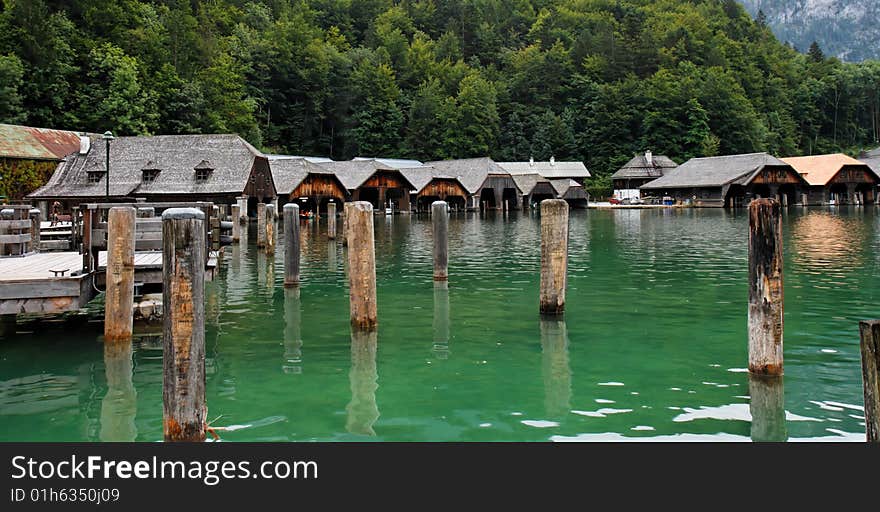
161 207 206 442
748 198 784 376
859 320 880 442
342 202 351 247
539 199 569 315
28 208 40 253
211 205 220 252
104 206 136 342
347 201 377 330
231 205 241 243
265 204 276 253
328 202 337 240
257 202 267 248
432 201 448 281
283 203 300 287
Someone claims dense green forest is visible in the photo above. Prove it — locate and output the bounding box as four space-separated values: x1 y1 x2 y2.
1 0 879 184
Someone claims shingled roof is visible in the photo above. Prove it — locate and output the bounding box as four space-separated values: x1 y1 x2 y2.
271 157 340 195
860 147 880 175
640 153 797 190
611 152 678 180
29 134 265 199
425 157 507 194
781 153 879 186
510 174 546 196
316 160 417 191
0 123 85 161
496 159 590 179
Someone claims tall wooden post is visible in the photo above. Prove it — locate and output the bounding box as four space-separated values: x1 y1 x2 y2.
265 204 276 254
748 198 784 376
162 208 206 442
342 202 351 247
231 205 241 243
328 202 337 240
284 203 300 287
859 320 880 442
257 202 267 248
539 199 569 315
347 201 377 330
211 205 220 252
29 208 40 253
105 206 136 342
236 196 248 222
432 200 448 281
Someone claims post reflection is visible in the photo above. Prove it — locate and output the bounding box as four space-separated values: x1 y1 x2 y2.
432 281 450 359
283 287 303 374
346 329 379 436
328 239 337 272
540 318 572 418
749 374 787 442
256 250 274 293
99 342 137 441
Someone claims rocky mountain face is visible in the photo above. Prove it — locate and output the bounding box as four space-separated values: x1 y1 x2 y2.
739 0 880 61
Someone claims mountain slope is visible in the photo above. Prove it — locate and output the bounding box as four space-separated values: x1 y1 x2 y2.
740 0 880 61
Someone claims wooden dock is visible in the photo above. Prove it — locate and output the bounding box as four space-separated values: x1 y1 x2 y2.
0 252 93 315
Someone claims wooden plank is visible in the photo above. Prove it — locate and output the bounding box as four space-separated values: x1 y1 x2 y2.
0 277 84 300
0 234 32 244
0 220 33 229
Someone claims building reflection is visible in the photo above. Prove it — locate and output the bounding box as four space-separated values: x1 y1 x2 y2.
749 374 787 442
540 318 572 418
346 329 379 436
791 211 864 269
432 281 450 359
283 287 303 374
100 342 137 441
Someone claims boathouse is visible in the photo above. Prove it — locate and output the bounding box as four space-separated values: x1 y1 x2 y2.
0 123 85 216
611 151 678 200
497 158 591 184
28 134 276 215
398 167 469 212
318 159 416 213
550 179 589 207
511 174 557 208
270 157 348 214
426 157 521 211
781 154 879 205
640 153 808 207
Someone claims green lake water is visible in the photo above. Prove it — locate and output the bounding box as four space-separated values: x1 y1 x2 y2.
1 207 876 441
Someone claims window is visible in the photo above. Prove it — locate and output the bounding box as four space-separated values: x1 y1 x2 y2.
87 171 104 184
195 168 211 182
142 169 160 183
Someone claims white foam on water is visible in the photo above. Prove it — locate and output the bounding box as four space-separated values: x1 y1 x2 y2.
510 412 523 416
820 349 838 354
521 420 559 428
727 368 749 373
673 404 821 423
631 425 655 431
597 408 633 415
598 382 625 386
825 401 863 412
479 423 492 428
595 399 615 404
669 387 682 391
571 410 606 418
809 400 844 412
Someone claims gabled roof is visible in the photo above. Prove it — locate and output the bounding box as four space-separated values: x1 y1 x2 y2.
496 160 590 179
28 134 264 198
0 123 85 161
316 160 416 191
510 174 546 196
270 157 340 195
611 153 678 180
352 157 427 169
549 178 584 197
781 153 879 186
641 153 797 190
425 157 506 194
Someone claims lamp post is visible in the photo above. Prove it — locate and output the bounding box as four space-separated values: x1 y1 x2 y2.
103 131 114 199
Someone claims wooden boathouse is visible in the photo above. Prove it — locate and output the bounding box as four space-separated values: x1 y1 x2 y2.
398 167 469 212
318 159 417 213
610 151 678 201
781 154 879 205
426 157 521 211
640 153 808 207
27 134 276 217
270 157 348 214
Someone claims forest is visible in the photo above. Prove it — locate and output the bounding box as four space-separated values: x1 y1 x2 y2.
1 0 879 192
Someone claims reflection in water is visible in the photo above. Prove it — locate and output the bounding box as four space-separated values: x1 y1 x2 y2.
256 251 274 293
346 329 379 436
432 281 450 359
749 375 787 442
540 319 572 418
283 288 303 374
328 241 337 272
791 211 865 271
100 342 137 441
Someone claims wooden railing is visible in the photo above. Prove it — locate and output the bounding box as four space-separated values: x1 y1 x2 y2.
0 205 40 257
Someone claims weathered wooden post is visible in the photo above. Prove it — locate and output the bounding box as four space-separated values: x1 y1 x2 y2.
539 199 569 315
328 202 337 240
283 203 300 287
346 328 379 435
104 206 136 342
211 205 220 252
432 200 448 281
231 205 241 243
161 208 206 442
257 202 267 248
342 202 351 247
748 374 787 442
266 204 276 253
236 196 248 222
748 198 784 376
859 320 880 442
28 208 40 253
347 201 377 330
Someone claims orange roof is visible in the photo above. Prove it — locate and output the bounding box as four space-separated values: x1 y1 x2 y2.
780 153 873 186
